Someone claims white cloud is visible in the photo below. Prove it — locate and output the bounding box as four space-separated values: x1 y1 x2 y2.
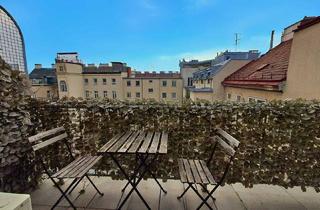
157 47 232 62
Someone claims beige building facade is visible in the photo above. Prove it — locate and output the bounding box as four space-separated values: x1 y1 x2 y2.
55 53 183 102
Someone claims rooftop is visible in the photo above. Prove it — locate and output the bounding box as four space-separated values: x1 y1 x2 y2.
29 67 57 84
129 72 182 79
193 50 260 81
82 63 130 74
222 40 292 91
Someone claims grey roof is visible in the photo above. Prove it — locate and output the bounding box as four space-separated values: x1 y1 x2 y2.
193 50 260 81
193 60 228 81
29 68 57 84
82 65 128 74
83 63 129 74
189 87 213 92
179 59 213 68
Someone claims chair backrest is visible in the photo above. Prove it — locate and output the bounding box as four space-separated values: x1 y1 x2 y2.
28 127 68 152
207 128 240 164
215 128 240 156
208 128 240 184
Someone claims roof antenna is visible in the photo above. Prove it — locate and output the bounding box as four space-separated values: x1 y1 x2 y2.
235 33 240 52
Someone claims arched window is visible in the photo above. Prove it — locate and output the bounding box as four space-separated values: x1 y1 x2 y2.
60 80 67 92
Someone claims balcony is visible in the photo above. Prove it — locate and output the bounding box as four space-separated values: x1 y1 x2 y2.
30 177 319 210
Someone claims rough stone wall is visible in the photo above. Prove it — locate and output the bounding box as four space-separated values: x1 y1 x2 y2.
28 99 320 192
0 57 35 192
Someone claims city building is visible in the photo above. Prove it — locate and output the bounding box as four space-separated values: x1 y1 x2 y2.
55 53 183 102
123 71 183 102
179 59 212 98
29 64 58 99
190 51 260 101
0 6 27 73
222 16 320 102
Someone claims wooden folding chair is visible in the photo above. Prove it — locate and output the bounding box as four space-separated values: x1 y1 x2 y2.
177 128 240 210
28 127 104 210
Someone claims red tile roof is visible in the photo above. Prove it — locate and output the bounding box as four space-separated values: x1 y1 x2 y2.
222 39 293 91
294 16 320 32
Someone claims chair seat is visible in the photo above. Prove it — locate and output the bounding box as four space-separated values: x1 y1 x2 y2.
178 158 216 185
52 155 102 178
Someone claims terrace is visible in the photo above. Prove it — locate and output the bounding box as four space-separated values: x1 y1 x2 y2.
1 61 320 210
31 177 320 210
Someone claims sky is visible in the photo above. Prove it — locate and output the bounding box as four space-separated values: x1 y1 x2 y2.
1 0 320 73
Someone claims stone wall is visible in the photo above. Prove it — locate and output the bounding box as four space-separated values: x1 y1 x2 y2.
0 57 35 192
28 99 320 192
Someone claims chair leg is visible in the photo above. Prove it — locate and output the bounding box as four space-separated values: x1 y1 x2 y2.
50 177 78 210
190 184 213 210
177 184 191 199
68 176 84 194
200 184 216 201
196 184 220 210
86 175 104 196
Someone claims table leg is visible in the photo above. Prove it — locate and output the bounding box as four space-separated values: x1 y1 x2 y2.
109 153 152 210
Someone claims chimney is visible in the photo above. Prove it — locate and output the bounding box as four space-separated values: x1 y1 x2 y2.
35 64 42 69
127 67 132 77
269 30 275 50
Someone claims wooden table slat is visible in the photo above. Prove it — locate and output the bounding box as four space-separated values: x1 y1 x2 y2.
98 133 124 153
158 132 168 154
183 159 195 183
118 131 141 153
194 160 209 184
108 131 133 153
178 159 187 182
148 132 161 153
189 159 202 183
138 132 154 153
127 131 146 153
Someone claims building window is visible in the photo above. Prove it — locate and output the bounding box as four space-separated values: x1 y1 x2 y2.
93 78 98 85
172 80 176 87
162 80 167 87
127 81 131 86
59 66 64 72
236 95 241 102
112 91 117 99
149 80 153 83
103 91 107 98
172 92 176 99
227 93 231 100
201 80 204 84
136 80 140 86
85 91 90 98
127 92 131 98
103 78 107 85
148 88 153 93
112 78 116 85
84 78 88 85
59 80 67 92
94 91 98 98
162 92 167 98
207 79 210 84
47 90 51 98
136 92 141 98
187 77 193 86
